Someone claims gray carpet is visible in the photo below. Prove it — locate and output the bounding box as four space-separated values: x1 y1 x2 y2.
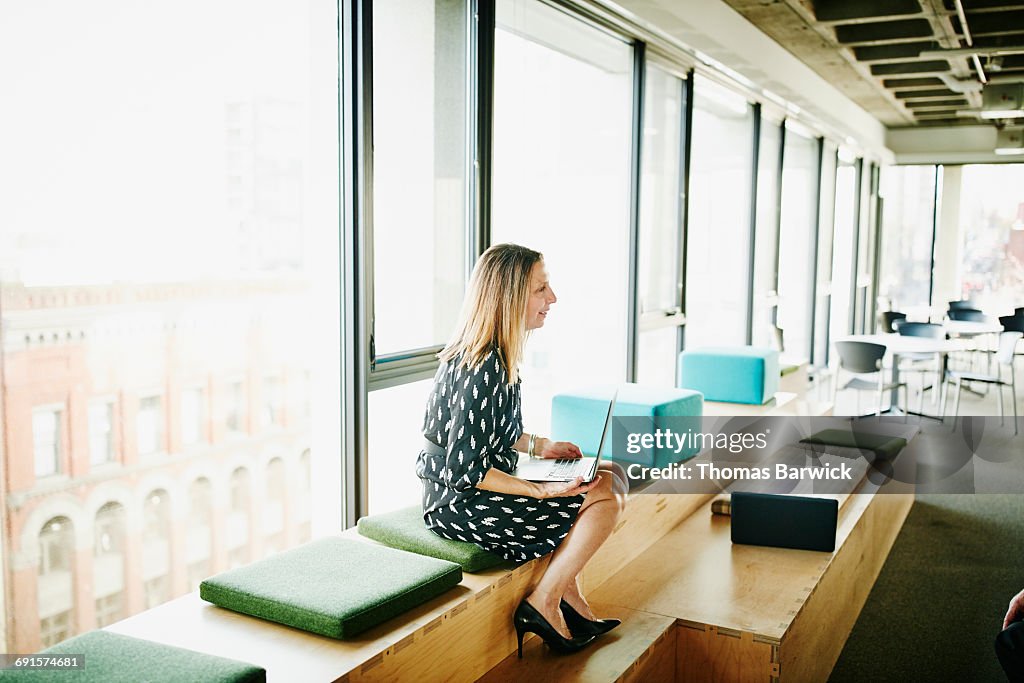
830 493 1024 682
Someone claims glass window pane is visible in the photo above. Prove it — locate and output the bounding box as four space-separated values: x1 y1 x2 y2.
685 75 755 348
830 159 859 342
636 327 679 387
0 0 341 650
638 64 683 316
368 378 434 515
812 143 837 366
878 165 937 316
492 0 633 434
752 118 782 348
777 126 819 361
956 164 1024 311
372 0 468 355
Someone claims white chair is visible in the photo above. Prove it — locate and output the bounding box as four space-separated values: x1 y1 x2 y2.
833 340 908 419
941 331 1022 435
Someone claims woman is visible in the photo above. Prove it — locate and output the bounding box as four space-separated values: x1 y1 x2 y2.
415 243 628 657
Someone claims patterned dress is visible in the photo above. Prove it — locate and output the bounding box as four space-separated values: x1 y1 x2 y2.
415 347 584 563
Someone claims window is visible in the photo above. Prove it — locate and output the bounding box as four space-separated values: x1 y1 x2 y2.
89 400 116 465
777 124 820 361
685 75 755 349
142 490 171 609
225 380 246 435
228 468 252 568
830 153 860 343
368 378 433 515
186 478 213 589
263 376 283 428
136 395 163 456
181 387 205 447
371 0 468 356
33 407 62 478
492 0 634 433
0 0 341 647
811 142 837 366
878 165 938 316
264 459 286 554
636 63 685 387
38 517 74 647
751 117 783 348
956 164 1024 311
94 502 126 627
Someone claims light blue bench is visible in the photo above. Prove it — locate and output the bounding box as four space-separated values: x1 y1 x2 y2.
678 346 779 405
551 383 703 469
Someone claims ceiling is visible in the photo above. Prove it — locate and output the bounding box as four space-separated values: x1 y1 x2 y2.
721 0 1024 127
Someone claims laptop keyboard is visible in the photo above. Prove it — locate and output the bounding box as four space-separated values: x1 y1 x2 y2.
549 459 583 477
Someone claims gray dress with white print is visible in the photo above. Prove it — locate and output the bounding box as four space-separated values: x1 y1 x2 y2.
414 346 584 563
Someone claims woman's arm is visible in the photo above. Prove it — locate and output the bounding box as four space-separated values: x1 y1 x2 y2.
513 433 583 459
477 467 600 499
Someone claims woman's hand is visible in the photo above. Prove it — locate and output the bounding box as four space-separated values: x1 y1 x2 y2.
539 438 583 460
534 475 601 499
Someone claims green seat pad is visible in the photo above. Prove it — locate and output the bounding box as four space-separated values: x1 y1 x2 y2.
199 537 461 639
357 506 505 573
780 363 801 376
0 630 264 682
799 429 907 459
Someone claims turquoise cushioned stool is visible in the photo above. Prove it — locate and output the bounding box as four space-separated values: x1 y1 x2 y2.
200 537 461 639
357 505 505 573
0 630 265 682
678 346 780 405
551 383 703 468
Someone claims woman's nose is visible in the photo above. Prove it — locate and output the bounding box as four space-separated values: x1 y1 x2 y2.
548 288 557 304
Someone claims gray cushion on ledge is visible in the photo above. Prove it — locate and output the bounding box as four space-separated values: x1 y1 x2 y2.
200 537 462 639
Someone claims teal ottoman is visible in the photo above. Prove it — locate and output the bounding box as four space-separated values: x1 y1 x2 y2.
0 630 264 682
551 383 703 468
678 346 779 405
357 505 505 573
200 537 461 639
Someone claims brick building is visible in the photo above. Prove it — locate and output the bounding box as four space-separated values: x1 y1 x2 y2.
0 280 313 653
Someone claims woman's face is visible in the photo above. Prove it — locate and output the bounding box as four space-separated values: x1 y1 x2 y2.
525 261 557 330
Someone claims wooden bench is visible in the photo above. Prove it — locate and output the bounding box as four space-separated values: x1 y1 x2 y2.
107 422 912 682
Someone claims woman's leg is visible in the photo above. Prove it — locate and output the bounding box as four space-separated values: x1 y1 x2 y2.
525 469 626 637
561 462 628 620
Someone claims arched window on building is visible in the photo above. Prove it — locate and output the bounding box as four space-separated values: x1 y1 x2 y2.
142 490 171 609
298 450 311 542
264 458 286 555
228 468 251 568
186 478 214 589
93 502 127 626
38 516 75 646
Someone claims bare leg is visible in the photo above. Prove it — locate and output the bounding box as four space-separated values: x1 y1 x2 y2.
525 470 625 637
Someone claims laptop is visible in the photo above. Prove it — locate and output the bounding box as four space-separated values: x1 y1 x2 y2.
513 392 616 483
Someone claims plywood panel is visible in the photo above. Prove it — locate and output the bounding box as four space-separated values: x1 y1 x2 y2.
676 623 775 683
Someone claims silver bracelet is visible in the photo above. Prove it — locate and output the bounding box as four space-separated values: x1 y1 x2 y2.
528 433 539 459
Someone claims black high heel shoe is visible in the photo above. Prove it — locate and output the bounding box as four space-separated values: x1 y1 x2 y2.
513 599 595 658
560 599 621 637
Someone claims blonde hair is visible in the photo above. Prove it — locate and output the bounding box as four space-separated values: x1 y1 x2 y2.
439 243 542 383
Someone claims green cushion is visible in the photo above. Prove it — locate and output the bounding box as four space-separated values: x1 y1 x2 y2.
199 537 461 639
0 631 264 682
357 506 505 573
799 429 907 459
780 363 801 376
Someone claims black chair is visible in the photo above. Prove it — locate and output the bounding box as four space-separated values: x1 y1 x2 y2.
942 331 1022 435
948 300 977 311
895 322 945 411
881 311 907 333
1015 307 1024 317
947 308 987 322
833 341 908 418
